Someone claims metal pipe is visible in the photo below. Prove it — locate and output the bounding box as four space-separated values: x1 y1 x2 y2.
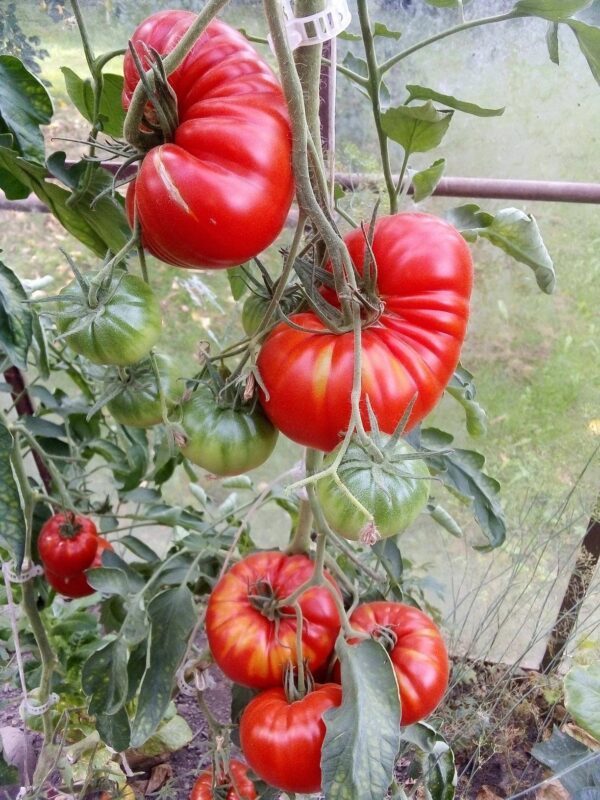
4 171 600 214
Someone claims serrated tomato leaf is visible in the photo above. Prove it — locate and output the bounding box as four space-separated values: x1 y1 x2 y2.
0 423 26 571
0 55 52 163
130 586 196 747
321 638 401 800
0 259 32 369
82 637 129 716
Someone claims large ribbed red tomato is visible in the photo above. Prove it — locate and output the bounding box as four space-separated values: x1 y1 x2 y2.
257 213 473 451
239 684 342 794
205 551 341 689
123 10 294 269
338 601 449 726
190 759 256 800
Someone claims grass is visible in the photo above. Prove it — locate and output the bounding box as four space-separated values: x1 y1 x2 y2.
3 0 600 665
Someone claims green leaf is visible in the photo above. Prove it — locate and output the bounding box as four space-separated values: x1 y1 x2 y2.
0 259 32 369
372 538 404 597
0 132 29 199
0 55 52 163
0 748 19 786
130 586 196 747
227 265 249 301
119 535 159 563
512 0 592 21
446 365 488 438
61 68 125 138
85 565 145 596
565 664 600 740
373 22 402 39
532 727 596 795
95 707 131 752
0 146 117 257
421 428 506 549
382 102 453 154
82 637 129 715
343 51 369 79
411 158 446 204
446 204 555 294
321 638 401 800
31 315 50 379
567 20 600 84
547 22 561 63
339 30 361 41
427 503 463 538
402 723 457 800
134 713 193 757
406 85 504 117
46 153 130 254
0 423 26 571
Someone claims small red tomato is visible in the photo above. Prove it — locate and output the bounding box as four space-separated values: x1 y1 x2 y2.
38 512 99 577
206 551 341 689
239 684 342 794
335 601 449 726
45 538 113 599
190 759 257 800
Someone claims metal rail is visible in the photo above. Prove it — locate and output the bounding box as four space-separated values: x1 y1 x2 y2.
3 174 600 214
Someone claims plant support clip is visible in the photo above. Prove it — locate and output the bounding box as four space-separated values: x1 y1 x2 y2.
271 0 351 51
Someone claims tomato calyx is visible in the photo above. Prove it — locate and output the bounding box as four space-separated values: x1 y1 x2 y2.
57 512 83 540
125 42 179 151
247 579 284 621
283 661 316 703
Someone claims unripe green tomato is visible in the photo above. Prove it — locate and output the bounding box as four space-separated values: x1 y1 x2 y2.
179 384 278 476
316 436 430 541
57 271 162 366
107 354 183 428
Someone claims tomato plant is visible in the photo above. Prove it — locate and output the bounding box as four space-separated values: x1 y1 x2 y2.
239 683 342 794
107 354 183 428
123 10 294 270
206 551 341 688
57 270 162 366
258 213 473 451
190 760 256 800
317 435 431 540
179 383 278 476
45 538 113 599
339 602 450 727
38 512 99 577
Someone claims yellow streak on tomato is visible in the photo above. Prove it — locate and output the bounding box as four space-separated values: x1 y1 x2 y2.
312 343 335 405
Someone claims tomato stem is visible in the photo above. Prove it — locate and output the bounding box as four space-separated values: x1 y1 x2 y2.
123 0 231 149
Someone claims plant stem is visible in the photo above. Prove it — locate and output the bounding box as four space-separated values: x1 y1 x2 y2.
264 0 356 323
380 12 516 74
123 0 231 148
394 149 411 201
294 603 306 694
287 448 320 555
9 433 56 745
357 0 397 212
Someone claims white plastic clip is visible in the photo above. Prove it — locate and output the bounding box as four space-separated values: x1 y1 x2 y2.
272 0 351 51
3 560 44 584
176 665 216 696
19 692 59 718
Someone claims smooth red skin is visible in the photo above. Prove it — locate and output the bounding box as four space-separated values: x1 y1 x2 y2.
45 539 113 599
206 551 341 689
190 759 257 800
334 601 449 726
38 513 99 577
240 684 342 794
257 213 473 451
123 11 294 269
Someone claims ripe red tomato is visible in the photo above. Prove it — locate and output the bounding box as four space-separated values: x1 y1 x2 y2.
123 11 294 269
38 512 99 577
257 213 473 451
190 759 256 800
206 551 341 689
45 538 113 599
338 601 449 726
239 684 342 794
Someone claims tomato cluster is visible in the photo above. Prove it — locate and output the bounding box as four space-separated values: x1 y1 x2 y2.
205 552 449 795
38 513 111 598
